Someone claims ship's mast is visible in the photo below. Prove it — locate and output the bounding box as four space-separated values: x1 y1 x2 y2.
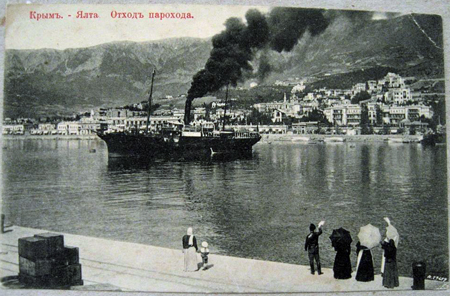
222 83 229 131
145 69 156 134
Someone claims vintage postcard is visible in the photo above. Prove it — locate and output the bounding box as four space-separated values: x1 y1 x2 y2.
1 1 449 294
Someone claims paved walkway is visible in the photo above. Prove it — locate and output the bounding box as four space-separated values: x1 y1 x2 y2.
0 226 448 292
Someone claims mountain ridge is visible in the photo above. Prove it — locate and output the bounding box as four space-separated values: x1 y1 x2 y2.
4 13 444 118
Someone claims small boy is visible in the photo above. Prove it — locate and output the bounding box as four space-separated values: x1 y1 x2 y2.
200 241 210 270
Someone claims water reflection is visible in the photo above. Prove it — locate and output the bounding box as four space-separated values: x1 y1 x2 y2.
1 139 448 278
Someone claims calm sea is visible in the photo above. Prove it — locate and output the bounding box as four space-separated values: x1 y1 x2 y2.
2 139 448 278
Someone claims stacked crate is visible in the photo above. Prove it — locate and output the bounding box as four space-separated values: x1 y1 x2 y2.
18 233 83 288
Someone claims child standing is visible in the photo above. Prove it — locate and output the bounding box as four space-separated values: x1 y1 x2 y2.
200 241 210 270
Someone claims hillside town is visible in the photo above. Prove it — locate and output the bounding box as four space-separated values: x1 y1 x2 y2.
2 73 445 137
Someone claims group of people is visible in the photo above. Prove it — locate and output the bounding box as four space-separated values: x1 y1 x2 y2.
182 220 400 289
305 220 399 289
182 227 210 272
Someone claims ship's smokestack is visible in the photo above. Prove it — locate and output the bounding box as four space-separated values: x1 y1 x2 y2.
184 7 329 125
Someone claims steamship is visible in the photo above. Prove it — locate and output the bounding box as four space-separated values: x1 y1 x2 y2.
97 70 261 158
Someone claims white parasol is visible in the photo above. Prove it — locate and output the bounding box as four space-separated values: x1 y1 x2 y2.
358 224 381 249
384 217 399 247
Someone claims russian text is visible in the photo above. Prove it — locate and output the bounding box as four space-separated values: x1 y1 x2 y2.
76 11 100 19
30 11 63 20
148 12 194 20
111 11 144 19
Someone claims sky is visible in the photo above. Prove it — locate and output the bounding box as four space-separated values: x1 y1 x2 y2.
5 4 270 50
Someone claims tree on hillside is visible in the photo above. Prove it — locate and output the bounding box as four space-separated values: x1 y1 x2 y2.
360 104 371 134
419 115 437 131
300 109 331 125
246 109 272 125
351 91 371 104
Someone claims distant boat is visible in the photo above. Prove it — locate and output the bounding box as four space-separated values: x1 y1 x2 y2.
387 137 403 143
388 137 421 144
324 137 346 143
292 136 310 142
89 149 96 153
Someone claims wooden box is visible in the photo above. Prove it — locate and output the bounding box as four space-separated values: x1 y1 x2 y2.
18 237 49 260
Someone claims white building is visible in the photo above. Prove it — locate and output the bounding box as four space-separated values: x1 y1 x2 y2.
291 82 306 93
367 103 379 125
38 123 56 131
380 104 433 125
385 72 406 88
324 104 361 126
352 83 367 96
2 124 25 135
193 108 207 121
386 88 412 105
123 116 182 131
57 122 81 135
367 80 378 93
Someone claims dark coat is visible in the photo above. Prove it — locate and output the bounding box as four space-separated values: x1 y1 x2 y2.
182 235 198 251
355 242 374 282
305 228 322 254
333 243 352 279
381 239 399 288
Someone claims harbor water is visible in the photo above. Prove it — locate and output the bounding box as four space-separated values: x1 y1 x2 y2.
2 139 448 279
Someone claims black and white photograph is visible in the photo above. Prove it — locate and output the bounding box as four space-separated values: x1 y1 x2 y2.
0 1 448 293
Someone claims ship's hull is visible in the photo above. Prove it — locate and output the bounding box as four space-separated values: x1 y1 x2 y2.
98 132 261 159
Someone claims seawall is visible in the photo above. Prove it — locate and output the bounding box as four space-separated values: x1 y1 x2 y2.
0 226 447 292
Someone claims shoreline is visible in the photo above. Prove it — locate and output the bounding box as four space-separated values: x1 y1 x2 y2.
1 134 429 142
2 134 100 140
259 134 428 143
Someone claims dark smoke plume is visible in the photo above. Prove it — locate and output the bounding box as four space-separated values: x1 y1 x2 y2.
268 7 329 52
256 52 272 81
334 10 374 23
184 7 329 124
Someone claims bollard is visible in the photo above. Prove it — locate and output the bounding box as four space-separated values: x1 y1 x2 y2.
1 214 13 233
412 261 426 290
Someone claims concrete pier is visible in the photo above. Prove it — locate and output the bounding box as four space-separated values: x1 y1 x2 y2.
0 226 447 292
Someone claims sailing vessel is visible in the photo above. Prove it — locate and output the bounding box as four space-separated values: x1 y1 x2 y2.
97 70 261 158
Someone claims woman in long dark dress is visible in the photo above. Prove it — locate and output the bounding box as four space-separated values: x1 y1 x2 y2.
332 242 352 279
355 241 374 282
381 239 399 288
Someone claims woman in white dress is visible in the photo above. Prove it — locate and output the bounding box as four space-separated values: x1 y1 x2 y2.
182 227 199 271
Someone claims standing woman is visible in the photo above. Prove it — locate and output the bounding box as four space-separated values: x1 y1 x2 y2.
332 241 352 279
355 241 374 282
381 239 399 288
182 227 199 272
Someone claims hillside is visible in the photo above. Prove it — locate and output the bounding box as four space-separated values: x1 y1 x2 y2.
4 38 212 118
4 13 444 118
262 13 443 81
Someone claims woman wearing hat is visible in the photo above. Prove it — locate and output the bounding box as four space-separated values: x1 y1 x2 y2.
182 227 199 271
381 217 399 288
381 238 399 288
